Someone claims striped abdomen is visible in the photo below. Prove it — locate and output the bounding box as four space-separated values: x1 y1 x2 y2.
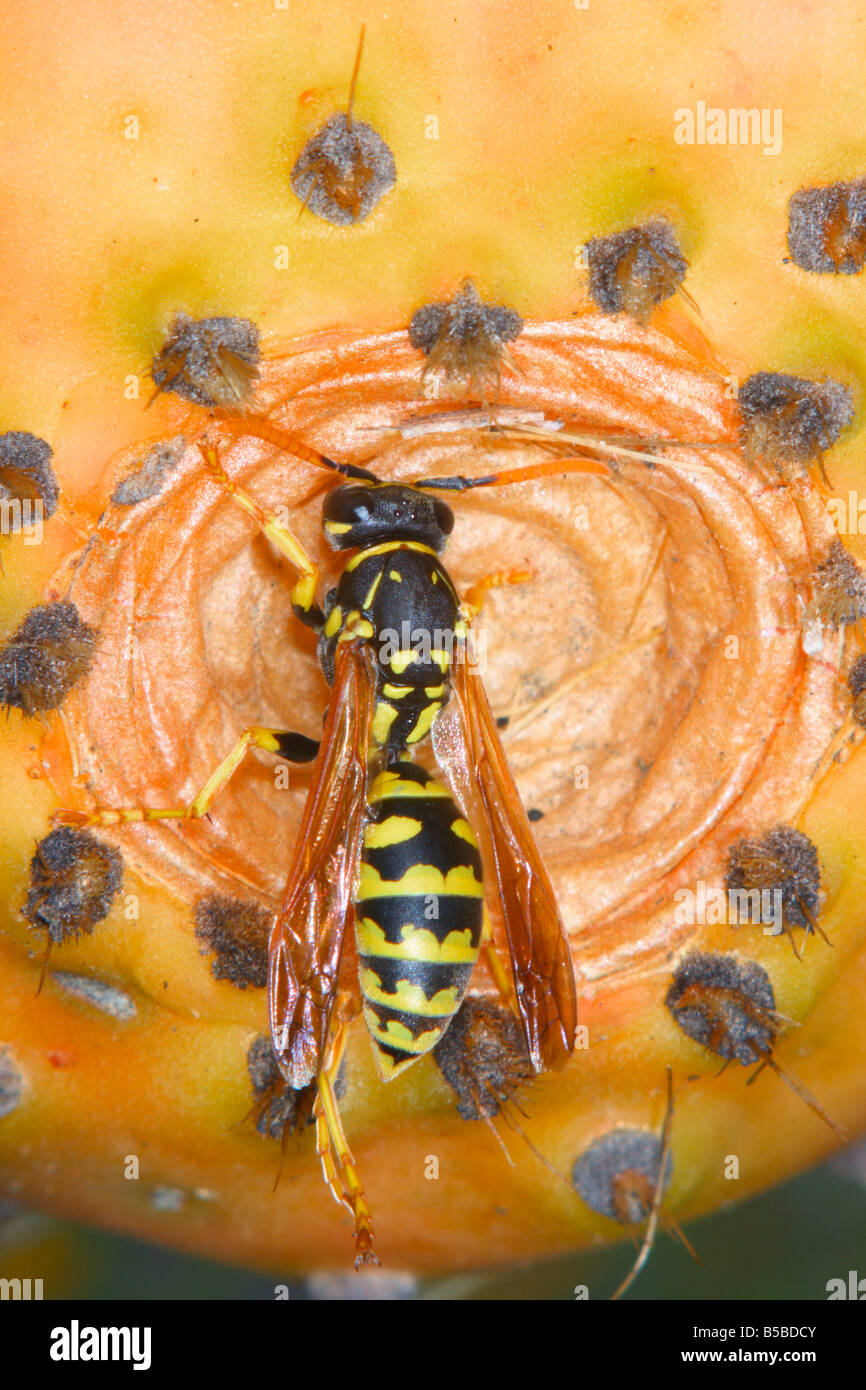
355 761 484 1080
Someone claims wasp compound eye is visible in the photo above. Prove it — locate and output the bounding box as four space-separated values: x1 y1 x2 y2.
324 484 374 525
432 498 455 536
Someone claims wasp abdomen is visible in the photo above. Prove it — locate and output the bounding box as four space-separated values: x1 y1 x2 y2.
355 761 484 1080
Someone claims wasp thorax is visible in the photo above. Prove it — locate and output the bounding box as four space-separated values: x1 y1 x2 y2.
322 483 454 552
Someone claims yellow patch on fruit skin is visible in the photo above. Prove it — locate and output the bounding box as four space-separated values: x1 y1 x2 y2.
355 918 479 963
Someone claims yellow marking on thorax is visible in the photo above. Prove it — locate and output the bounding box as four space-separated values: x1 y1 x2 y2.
363 816 422 850
356 918 480 964
371 701 398 744
389 650 420 676
324 520 352 536
337 610 374 641
388 569 402 582
382 683 413 699
323 604 343 638
346 540 437 573
405 700 442 744
362 572 383 609
388 648 451 676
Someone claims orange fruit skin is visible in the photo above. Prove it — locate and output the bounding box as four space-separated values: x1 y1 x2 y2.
1 0 866 1275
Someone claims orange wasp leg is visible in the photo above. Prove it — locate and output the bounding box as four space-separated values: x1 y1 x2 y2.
459 567 533 623
53 726 318 828
480 906 518 1014
313 990 379 1267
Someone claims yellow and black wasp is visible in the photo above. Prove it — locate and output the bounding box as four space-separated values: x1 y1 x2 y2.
56 410 609 1264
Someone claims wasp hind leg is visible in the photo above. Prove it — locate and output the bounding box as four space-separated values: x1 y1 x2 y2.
480 905 518 1014
53 726 319 827
313 991 378 1267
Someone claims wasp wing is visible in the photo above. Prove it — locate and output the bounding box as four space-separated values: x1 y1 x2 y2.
433 651 577 1072
269 640 377 1089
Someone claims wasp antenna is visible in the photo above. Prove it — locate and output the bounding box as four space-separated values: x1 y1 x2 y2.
212 412 378 481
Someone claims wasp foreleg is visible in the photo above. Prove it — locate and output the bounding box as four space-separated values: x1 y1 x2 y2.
198 443 324 628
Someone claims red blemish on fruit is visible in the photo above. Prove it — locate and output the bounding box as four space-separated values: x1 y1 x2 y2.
47 1048 77 1068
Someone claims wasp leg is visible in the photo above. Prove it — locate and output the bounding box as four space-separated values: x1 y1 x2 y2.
413 454 610 492
480 905 518 1013
53 726 319 827
459 568 532 623
198 443 324 628
313 991 378 1267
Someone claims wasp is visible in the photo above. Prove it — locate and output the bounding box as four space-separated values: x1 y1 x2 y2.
55 411 611 1264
